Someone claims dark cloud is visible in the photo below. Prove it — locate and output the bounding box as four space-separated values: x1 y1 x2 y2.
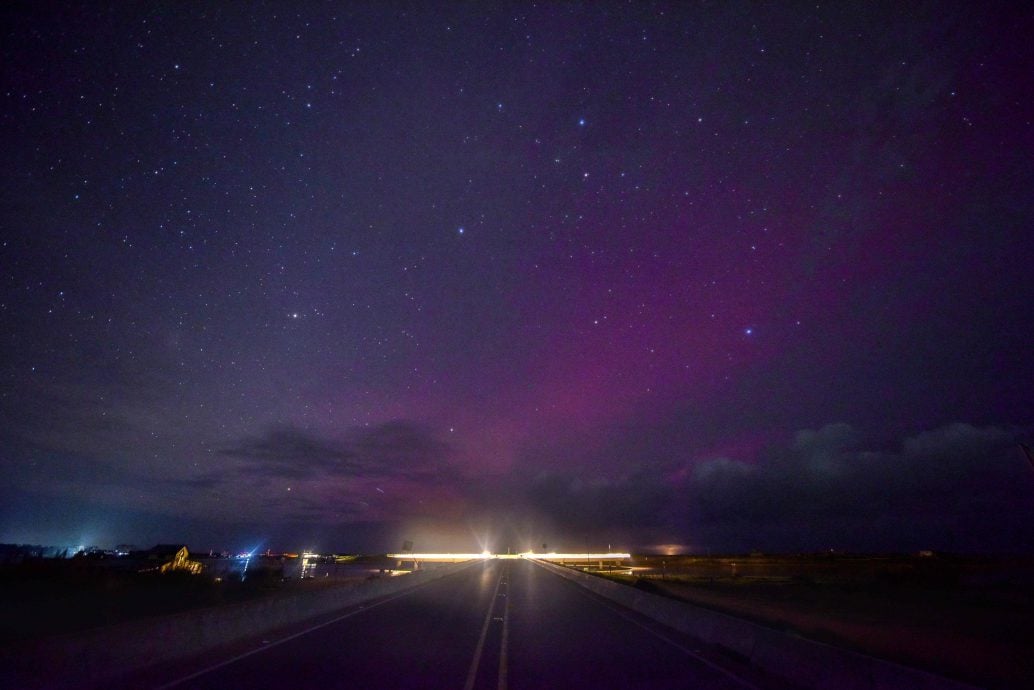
218 421 455 482
348 421 453 471
686 423 1034 553
220 426 359 480
473 422 1034 554
520 471 676 534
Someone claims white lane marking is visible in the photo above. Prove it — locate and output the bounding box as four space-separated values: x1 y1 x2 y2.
153 567 473 690
497 567 510 690
567 582 764 690
463 564 503 690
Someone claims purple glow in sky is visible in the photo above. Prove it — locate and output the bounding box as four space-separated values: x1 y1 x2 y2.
2 3 1033 553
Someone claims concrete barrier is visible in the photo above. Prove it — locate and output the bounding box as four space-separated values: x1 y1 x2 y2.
0 561 475 689
531 559 982 690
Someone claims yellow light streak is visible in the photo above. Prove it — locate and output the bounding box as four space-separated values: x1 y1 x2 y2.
520 552 631 560
385 551 631 561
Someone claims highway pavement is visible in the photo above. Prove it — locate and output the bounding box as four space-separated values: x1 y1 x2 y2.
153 559 770 689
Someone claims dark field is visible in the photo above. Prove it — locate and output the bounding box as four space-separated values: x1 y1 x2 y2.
590 554 1034 689
0 555 399 643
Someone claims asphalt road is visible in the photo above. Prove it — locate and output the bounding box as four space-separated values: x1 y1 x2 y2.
155 559 766 690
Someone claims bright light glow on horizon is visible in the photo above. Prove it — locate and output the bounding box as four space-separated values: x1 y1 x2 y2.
386 551 631 561
521 552 631 560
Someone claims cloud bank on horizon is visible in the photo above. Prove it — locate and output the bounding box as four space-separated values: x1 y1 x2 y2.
4 412 1032 553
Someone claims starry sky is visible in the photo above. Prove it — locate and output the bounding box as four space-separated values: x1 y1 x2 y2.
2 2 1033 554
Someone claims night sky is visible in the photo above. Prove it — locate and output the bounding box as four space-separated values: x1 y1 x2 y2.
3 3 1033 554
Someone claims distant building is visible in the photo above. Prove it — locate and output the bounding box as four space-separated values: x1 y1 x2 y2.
137 545 203 574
